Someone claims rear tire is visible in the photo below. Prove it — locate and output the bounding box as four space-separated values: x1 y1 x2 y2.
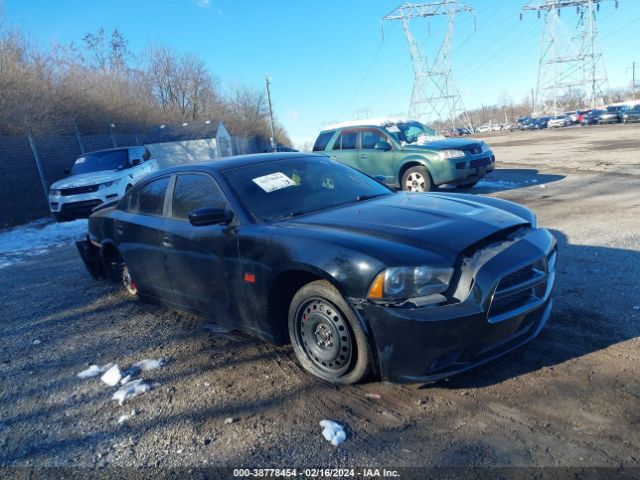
102 248 137 297
288 280 372 385
401 166 434 192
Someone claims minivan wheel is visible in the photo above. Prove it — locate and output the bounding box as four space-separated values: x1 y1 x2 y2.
288 280 372 385
402 166 434 192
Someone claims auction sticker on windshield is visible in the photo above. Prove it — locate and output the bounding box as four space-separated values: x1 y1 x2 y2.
252 172 296 193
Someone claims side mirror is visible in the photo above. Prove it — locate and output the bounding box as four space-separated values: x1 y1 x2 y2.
131 158 142 167
373 175 386 183
374 141 392 151
64 168 71 176
188 207 232 226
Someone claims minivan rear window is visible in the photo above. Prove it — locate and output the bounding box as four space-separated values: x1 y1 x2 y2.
312 131 335 152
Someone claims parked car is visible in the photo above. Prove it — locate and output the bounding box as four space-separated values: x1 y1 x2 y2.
49 147 158 221
76 153 557 384
533 116 551 129
622 105 640 123
547 115 570 128
262 145 299 153
597 105 629 124
580 109 605 125
517 117 535 130
312 119 495 191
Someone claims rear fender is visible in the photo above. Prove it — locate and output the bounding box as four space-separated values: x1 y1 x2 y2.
75 236 106 280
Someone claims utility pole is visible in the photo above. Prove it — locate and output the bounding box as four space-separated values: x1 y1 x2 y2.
521 0 619 114
382 1 475 130
627 61 637 98
265 76 277 151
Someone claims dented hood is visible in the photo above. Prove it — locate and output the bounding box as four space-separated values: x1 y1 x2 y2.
284 192 529 263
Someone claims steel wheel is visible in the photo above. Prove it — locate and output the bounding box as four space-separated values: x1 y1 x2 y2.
294 297 353 377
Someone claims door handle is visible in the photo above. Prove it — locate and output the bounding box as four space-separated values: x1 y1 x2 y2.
162 236 172 248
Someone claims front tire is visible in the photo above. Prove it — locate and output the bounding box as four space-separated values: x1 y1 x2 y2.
288 280 372 385
401 166 434 192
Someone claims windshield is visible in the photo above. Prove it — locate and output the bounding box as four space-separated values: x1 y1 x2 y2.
70 150 128 175
222 156 392 222
383 121 440 146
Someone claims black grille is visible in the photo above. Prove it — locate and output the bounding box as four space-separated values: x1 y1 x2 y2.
490 289 533 315
60 185 100 196
470 157 493 168
497 266 535 290
60 199 102 215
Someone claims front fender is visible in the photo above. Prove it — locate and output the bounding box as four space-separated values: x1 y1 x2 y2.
397 153 443 182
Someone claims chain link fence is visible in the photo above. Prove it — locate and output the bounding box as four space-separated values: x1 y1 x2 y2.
0 121 264 229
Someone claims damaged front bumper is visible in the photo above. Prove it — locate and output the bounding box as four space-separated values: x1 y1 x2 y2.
353 228 557 383
75 236 106 280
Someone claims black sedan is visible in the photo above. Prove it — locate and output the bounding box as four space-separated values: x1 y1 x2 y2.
77 153 557 384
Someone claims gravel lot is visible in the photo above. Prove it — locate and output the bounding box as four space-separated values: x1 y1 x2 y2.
0 124 639 475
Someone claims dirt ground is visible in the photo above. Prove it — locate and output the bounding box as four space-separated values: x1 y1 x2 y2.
0 124 639 476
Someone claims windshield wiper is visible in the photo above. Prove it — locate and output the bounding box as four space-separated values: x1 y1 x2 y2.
277 210 307 221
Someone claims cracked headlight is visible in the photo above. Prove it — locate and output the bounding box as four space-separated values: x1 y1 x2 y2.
367 266 453 301
438 149 465 160
98 179 121 190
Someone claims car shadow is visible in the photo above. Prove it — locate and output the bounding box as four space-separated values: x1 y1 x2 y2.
427 228 640 390
439 168 565 194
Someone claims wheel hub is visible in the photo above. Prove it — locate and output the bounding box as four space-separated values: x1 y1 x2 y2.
314 323 333 347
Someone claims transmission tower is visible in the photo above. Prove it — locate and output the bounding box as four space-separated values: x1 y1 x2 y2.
382 1 474 130
521 0 619 115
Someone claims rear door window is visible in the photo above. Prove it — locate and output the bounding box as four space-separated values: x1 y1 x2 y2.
171 174 227 220
332 131 357 151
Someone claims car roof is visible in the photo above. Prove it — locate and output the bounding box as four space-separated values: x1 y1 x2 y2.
142 152 328 179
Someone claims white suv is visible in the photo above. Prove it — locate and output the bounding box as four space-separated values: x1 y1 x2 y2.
49 146 158 221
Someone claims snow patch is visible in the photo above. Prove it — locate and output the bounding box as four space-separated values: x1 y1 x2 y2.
319 419 346 446
101 364 122 387
77 363 114 379
477 179 521 189
134 358 170 371
0 219 87 269
112 379 153 406
117 409 137 424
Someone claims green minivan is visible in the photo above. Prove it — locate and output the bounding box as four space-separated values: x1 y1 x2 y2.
312 119 495 191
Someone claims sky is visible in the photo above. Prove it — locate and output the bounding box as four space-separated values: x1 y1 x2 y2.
4 0 640 146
